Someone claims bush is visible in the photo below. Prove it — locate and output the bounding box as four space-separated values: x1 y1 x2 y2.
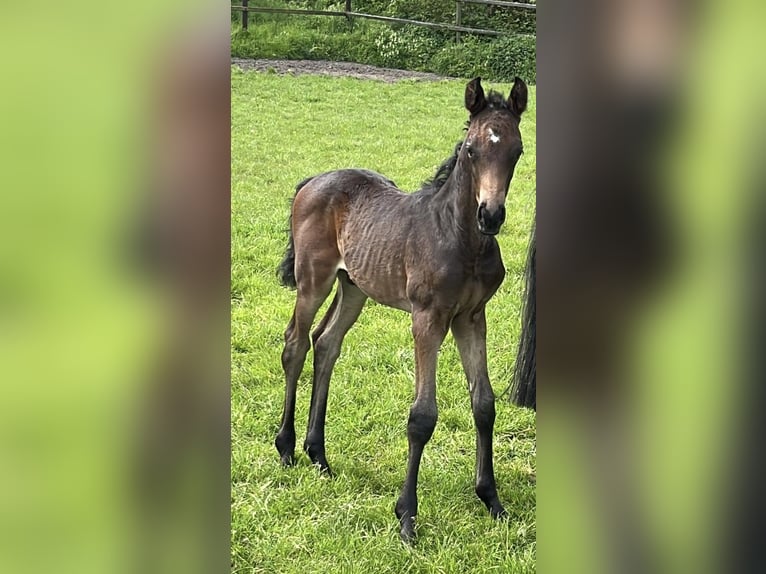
384 0 454 22
370 25 447 70
430 37 492 79
372 27 405 68
487 34 536 84
460 3 536 35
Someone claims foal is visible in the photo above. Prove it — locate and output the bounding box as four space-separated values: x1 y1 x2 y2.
275 77 528 542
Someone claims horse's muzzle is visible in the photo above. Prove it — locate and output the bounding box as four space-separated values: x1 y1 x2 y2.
477 202 506 235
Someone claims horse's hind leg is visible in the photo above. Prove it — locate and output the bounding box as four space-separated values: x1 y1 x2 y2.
304 272 367 475
451 307 506 518
275 274 336 467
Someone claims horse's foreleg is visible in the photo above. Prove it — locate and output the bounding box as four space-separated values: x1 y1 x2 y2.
451 307 506 518
395 307 449 543
305 275 367 475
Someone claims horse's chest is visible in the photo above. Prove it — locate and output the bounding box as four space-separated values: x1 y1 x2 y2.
460 263 503 307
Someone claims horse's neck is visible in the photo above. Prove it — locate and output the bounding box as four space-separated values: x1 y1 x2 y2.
439 162 484 246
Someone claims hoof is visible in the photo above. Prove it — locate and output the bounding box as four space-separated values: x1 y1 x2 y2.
477 482 506 519
399 516 417 544
314 460 334 477
304 442 333 476
275 433 295 467
490 504 508 520
279 453 296 467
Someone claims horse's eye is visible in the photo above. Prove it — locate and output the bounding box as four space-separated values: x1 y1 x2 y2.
466 145 475 158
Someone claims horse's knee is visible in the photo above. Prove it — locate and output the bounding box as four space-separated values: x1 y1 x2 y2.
408 401 437 445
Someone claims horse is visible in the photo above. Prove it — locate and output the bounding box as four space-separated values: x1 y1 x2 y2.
274 77 528 543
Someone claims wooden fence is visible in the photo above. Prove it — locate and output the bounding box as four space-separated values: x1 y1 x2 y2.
231 0 535 40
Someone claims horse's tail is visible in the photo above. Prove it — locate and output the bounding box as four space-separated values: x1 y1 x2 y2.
276 177 313 289
508 220 536 410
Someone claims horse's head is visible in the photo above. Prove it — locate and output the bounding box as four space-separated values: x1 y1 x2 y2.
462 76 528 235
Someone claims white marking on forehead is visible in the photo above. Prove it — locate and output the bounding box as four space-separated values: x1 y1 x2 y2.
488 128 500 144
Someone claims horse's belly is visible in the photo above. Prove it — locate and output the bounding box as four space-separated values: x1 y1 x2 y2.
341 259 411 312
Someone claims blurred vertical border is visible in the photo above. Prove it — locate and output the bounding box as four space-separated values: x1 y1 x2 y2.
0 2 230 573
537 0 766 572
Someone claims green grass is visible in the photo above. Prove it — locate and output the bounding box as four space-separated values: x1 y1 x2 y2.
232 68 536 573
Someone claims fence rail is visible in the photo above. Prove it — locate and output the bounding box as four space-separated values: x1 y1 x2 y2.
232 0 536 39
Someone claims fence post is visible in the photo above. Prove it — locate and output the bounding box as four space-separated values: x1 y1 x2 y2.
345 0 352 26
242 0 248 31
455 0 462 43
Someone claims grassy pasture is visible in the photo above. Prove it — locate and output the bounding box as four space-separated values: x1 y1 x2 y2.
231 68 536 573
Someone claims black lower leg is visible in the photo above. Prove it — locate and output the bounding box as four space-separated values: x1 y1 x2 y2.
473 391 505 517
303 335 339 474
275 430 296 466
396 403 437 543
275 335 310 466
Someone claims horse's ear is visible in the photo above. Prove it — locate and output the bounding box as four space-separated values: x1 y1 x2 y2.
508 77 528 118
465 77 487 116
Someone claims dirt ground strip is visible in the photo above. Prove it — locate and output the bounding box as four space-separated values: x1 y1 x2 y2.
231 57 448 83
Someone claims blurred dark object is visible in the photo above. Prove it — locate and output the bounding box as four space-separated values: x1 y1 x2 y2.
131 17 231 574
509 219 536 410
728 157 766 573
538 1 686 572
539 0 687 392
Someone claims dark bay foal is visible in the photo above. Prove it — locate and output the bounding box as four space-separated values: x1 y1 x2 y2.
275 77 528 543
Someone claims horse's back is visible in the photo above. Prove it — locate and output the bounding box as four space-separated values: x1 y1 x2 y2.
293 168 409 236
297 169 400 202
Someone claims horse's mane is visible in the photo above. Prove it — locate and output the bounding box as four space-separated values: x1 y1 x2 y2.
420 141 463 194
419 90 510 194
